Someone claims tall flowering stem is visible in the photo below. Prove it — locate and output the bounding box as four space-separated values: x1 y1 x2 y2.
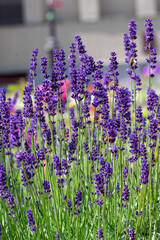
123 20 140 127
145 18 156 92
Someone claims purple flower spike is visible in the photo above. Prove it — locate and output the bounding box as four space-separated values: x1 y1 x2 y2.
67 200 72 211
94 173 105 196
123 33 131 64
53 155 63 177
122 166 128 182
0 164 8 195
41 56 49 79
135 185 139 192
119 119 128 141
104 52 119 91
148 119 158 143
56 232 60 240
127 228 135 240
145 19 157 80
27 209 37 232
140 163 149 185
147 88 159 113
75 35 86 54
23 84 34 118
29 48 39 80
128 20 137 40
74 209 81 215
145 19 154 45
121 184 129 202
96 228 104 239
43 180 51 194
127 129 139 162
116 182 120 193
96 198 104 206
115 87 131 119
75 188 82 207
136 106 143 125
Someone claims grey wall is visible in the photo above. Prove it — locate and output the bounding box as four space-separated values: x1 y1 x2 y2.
100 0 134 17
55 0 79 21
157 0 160 11
0 24 48 73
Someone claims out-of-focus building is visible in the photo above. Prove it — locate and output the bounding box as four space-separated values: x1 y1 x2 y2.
0 0 159 84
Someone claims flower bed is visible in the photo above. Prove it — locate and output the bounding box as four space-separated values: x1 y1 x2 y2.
0 19 160 239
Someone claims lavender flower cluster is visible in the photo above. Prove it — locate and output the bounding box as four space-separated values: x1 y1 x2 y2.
0 18 160 240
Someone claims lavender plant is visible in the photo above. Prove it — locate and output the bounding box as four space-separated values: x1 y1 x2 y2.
0 19 160 240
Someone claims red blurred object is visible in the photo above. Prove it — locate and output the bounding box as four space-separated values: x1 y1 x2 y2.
38 78 71 100
46 0 63 8
61 79 71 100
87 84 93 91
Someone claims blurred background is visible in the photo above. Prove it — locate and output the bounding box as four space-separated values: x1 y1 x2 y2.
0 0 160 88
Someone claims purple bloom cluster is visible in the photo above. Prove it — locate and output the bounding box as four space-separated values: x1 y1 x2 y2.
106 118 118 143
75 35 86 55
16 150 36 186
34 87 44 119
122 166 128 182
82 102 90 119
0 89 11 152
136 106 143 128
43 180 51 193
0 164 15 215
53 155 63 176
147 88 159 113
53 155 70 184
56 232 60 239
123 33 131 64
128 20 137 65
83 141 89 155
23 84 34 118
96 198 104 206
128 20 137 40
41 56 49 79
116 182 120 193
145 19 157 79
127 228 135 240
74 188 82 207
101 162 113 180
123 20 137 69
67 199 72 211
148 119 158 144
139 144 149 185
104 52 119 91
29 48 39 80
0 164 8 195
115 87 131 119
27 209 37 231
145 19 154 44
121 184 129 203
119 119 128 142
127 129 139 162
69 35 92 102
94 173 105 196
96 228 104 239
140 163 149 185
9 114 22 148
135 185 139 192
